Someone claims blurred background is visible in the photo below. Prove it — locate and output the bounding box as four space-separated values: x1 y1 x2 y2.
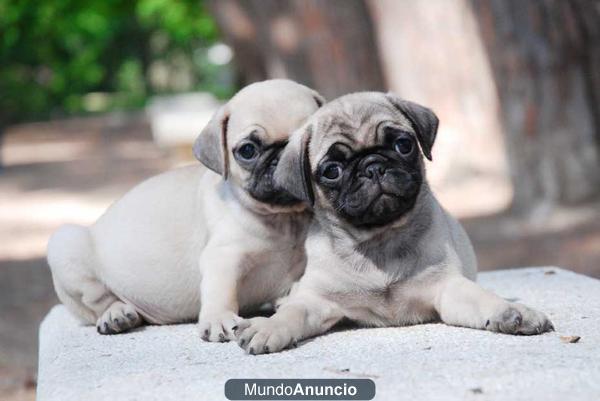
1 0 599 399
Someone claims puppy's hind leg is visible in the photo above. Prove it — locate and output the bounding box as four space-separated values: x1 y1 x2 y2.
47 224 142 334
96 300 142 335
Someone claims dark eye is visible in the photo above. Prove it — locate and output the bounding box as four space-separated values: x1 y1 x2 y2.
394 137 413 155
322 162 342 181
237 143 258 160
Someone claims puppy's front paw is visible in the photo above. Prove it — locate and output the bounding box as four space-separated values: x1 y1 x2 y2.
198 311 241 342
96 301 142 335
486 303 554 335
235 317 295 355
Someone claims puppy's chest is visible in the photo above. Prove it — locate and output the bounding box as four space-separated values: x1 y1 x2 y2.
370 280 435 325
337 262 436 326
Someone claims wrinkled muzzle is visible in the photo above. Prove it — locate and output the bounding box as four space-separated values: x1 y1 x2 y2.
248 148 303 206
336 154 421 227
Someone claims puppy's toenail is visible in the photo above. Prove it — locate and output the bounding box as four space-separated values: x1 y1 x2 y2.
249 347 255 355
239 339 246 346
485 319 490 327
263 346 270 353
219 333 226 342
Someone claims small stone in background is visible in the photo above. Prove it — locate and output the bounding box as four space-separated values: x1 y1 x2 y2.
560 335 581 343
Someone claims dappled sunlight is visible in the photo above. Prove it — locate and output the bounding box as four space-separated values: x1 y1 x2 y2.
1 142 92 166
0 115 171 262
432 174 512 219
0 190 110 260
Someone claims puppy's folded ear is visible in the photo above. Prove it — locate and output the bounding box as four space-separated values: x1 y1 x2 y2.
273 88 322 206
386 94 439 161
274 124 315 206
311 91 326 108
193 104 230 177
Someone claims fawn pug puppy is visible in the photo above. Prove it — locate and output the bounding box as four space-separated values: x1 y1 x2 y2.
47 79 324 341
236 92 554 354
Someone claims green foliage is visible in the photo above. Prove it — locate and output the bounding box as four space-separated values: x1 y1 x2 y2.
0 0 233 124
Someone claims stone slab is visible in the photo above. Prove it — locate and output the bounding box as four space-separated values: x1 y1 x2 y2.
37 267 600 401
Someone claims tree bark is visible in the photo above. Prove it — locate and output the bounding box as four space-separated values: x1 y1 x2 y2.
471 0 600 213
369 0 511 217
208 0 385 100
570 0 600 151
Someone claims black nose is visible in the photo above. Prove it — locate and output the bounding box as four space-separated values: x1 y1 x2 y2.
364 161 386 179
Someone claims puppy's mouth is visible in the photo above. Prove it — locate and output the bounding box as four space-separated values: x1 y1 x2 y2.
249 183 302 206
336 168 422 228
341 192 416 228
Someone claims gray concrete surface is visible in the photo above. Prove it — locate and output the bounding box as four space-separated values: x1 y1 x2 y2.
37 267 600 401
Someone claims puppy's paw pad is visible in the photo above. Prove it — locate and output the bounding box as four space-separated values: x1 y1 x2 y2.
96 302 141 335
487 304 553 335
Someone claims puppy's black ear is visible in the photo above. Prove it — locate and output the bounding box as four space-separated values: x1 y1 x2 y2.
193 104 230 178
274 124 315 206
312 91 325 108
386 94 439 161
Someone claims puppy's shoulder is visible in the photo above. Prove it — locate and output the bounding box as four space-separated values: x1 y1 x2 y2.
416 196 476 277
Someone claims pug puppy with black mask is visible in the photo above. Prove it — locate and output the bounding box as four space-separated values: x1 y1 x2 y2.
47 80 324 341
235 92 554 354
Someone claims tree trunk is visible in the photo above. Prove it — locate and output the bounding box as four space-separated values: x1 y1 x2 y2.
471 0 600 213
369 0 511 217
570 0 600 151
208 0 385 100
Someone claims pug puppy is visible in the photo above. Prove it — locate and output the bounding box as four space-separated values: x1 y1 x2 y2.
235 92 554 354
47 79 324 341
